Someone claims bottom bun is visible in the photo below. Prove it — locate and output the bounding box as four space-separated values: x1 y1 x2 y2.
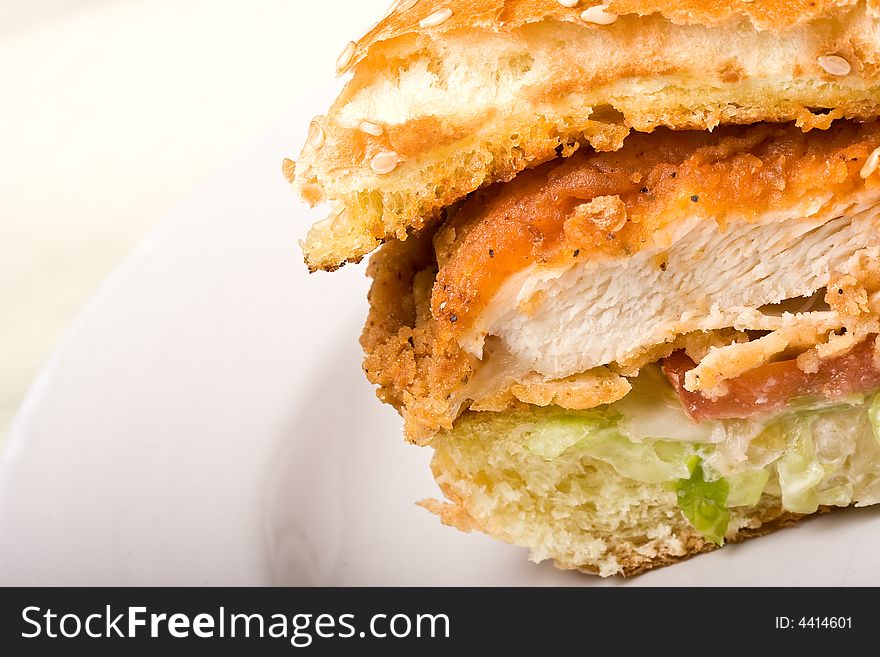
420 402 877 576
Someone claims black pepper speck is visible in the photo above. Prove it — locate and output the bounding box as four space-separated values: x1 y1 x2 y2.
691 195 700 203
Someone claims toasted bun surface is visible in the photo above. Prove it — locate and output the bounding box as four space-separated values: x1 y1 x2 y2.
293 0 880 270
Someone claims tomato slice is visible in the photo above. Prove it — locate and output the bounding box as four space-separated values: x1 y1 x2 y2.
661 336 880 421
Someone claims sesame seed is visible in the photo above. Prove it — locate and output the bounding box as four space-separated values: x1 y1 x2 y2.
370 151 399 175
420 7 453 28
580 4 618 25
817 54 851 76
556 0 580 6
573 249 580 257
439 301 447 310
450 314 458 323
307 120 325 150
396 0 419 11
336 41 356 72
359 121 384 137
861 146 880 179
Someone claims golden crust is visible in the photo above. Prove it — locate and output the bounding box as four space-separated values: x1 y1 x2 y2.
505 370 631 411
294 0 880 270
361 234 473 442
362 235 638 442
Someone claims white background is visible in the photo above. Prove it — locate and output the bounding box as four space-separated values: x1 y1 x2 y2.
0 0 389 440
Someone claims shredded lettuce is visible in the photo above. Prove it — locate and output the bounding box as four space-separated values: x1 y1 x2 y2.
676 457 730 545
524 411 612 460
726 468 770 507
817 484 853 507
576 432 690 484
775 417 826 514
615 366 718 443
523 409 691 483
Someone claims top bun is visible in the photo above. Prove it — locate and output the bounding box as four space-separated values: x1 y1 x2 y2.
290 0 880 271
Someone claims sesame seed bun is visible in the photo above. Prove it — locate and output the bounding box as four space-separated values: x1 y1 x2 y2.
291 0 880 271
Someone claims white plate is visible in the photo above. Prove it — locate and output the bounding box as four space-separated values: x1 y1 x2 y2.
2 92 879 587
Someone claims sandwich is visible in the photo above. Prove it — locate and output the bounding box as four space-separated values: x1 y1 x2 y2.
286 0 880 576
